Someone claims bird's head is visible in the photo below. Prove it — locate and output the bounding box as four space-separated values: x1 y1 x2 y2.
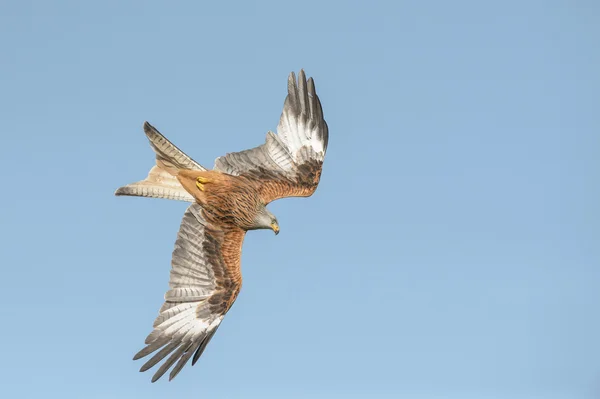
252 204 279 235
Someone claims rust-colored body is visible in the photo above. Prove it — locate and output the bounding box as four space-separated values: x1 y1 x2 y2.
176 162 323 317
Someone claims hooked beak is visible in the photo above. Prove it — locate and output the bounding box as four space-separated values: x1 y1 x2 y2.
271 222 280 235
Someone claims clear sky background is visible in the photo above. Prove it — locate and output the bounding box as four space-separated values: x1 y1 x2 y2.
1 1 598 398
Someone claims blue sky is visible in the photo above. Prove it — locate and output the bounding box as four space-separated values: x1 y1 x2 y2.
1 1 598 398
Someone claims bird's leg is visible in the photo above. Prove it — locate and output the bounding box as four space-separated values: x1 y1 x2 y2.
196 176 211 191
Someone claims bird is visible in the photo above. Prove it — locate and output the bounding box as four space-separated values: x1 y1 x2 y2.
114 70 329 382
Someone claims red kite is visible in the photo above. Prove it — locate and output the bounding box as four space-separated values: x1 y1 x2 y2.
115 70 328 382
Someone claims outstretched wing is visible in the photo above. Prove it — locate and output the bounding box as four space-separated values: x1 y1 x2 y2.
214 69 328 204
134 203 244 382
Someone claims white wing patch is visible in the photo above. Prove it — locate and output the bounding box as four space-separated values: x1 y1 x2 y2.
213 70 328 178
265 131 295 172
276 70 328 163
133 204 227 382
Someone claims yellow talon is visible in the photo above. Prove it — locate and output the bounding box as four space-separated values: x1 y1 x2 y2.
195 176 210 191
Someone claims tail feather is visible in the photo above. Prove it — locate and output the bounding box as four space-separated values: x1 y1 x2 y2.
115 122 206 202
143 122 206 173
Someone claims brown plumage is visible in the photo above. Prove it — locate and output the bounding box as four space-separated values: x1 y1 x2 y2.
114 70 328 382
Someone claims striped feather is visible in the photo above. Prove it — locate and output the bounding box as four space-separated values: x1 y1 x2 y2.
143 122 206 172
213 70 328 203
131 204 243 382
115 122 206 202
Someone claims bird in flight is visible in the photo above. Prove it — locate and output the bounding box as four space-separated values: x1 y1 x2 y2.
114 70 329 382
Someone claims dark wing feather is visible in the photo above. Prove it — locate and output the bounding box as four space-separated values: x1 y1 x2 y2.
213 70 328 203
133 203 244 382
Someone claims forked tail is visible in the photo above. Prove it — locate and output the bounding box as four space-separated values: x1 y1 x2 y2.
114 122 207 202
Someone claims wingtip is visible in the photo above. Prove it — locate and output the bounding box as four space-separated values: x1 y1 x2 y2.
132 347 147 361
298 69 306 82
288 71 297 90
289 69 308 84
307 77 316 94
139 362 153 373
191 355 199 366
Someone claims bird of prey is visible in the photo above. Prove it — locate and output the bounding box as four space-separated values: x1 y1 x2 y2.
114 70 328 382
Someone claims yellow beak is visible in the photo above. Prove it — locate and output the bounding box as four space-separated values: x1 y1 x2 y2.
271 222 280 235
